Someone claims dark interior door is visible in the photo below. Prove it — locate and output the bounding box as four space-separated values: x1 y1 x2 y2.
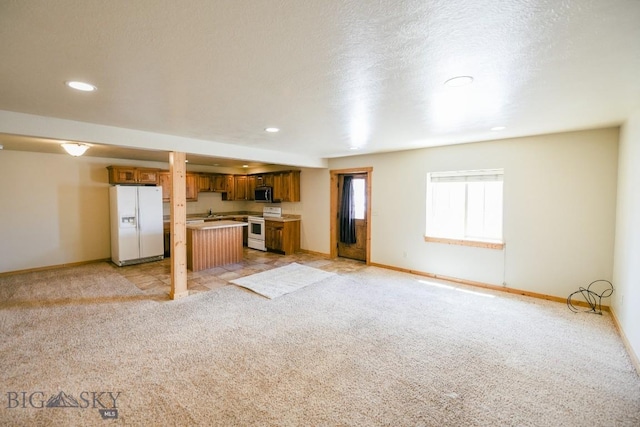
337 174 367 261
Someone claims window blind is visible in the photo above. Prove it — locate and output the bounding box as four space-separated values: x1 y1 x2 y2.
429 169 504 183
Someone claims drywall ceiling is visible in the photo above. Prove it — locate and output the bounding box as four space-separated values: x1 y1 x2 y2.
0 0 639 167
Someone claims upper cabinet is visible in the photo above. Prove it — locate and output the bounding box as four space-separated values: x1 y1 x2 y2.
221 175 235 201
234 175 248 201
261 174 274 187
107 166 159 185
210 174 228 192
107 166 300 203
197 174 214 192
247 175 257 201
272 170 300 202
158 172 198 202
222 170 300 202
185 174 198 201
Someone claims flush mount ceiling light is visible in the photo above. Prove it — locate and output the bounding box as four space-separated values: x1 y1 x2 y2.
491 126 506 131
65 81 97 92
264 127 280 133
61 142 90 157
444 76 474 87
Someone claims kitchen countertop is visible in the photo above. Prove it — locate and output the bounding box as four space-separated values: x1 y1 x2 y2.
186 220 248 230
264 216 301 223
165 212 255 223
165 212 301 223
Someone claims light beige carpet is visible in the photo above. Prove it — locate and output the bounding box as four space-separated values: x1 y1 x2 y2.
0 262 639 426
230 262 335 298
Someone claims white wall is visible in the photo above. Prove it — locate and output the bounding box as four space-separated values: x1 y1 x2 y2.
0 151 114 272
612 109 640 362
296 167 331 254
328 128 619 298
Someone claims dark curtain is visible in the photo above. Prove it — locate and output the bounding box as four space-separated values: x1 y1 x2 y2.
339 176 357 244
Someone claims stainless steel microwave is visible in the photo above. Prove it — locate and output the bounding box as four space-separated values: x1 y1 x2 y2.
254 186 272 203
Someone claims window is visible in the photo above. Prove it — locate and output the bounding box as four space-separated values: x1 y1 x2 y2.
352 178 366 220
426 169 504 248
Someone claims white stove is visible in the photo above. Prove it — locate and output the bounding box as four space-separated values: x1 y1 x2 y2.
248 207 281 251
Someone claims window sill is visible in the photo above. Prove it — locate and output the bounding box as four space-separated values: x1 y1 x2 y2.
424 236 505 250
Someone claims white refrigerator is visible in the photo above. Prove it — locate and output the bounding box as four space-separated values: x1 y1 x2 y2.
109 185 164 266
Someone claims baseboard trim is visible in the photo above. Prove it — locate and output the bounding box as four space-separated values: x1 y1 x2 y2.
298 249 331 258
609 308 640 377
368 262 609 311
0 258 111 277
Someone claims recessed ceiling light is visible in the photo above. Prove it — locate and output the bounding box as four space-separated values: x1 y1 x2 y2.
444 76 474 87
491 126 506 131
65 81 97 92
242 164 249 168
264 127 280 133
349 146 359 150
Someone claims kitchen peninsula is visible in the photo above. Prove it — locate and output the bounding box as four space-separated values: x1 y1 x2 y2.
186 220 248 272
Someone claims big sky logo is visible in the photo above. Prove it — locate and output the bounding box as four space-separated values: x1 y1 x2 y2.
7 390 121 419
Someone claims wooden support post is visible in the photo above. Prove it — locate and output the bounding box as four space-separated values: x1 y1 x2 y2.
169 151 189 300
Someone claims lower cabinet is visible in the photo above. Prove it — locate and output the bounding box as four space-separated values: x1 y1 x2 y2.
265 220 300 255
265 222 283 253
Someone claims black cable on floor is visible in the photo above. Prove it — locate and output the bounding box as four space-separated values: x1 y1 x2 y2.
567 279 614 315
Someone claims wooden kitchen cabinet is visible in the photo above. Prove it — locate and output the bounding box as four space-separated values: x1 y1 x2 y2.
253 173 273 188
271 172 283 201
211 174 227 192
283 170 300 202
265 221 283 252
216 170 300 202
271 170 301 202
186 173 198 201
265 220 300 255
197 174 214 192
234 175 248 200
107 166 159 185
159 172 198 202
241 170 300 202
222 175 235 201
247 175 257 201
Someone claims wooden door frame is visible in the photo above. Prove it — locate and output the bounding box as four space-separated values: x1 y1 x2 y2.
330 167 372 264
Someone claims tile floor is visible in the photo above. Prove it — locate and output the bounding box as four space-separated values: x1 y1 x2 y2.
113 248 367 300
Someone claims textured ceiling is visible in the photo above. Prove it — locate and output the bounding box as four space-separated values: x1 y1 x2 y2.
0 0 639 166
